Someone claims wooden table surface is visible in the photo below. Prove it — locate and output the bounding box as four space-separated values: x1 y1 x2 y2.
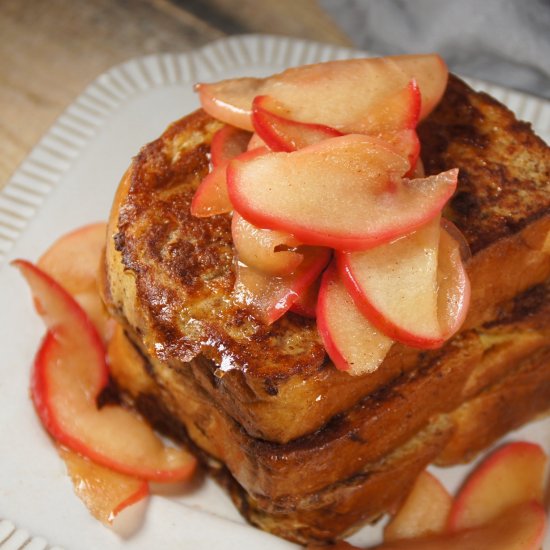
0 0 351 187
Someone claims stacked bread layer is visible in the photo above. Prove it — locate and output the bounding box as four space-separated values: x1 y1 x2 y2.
103 76 550 543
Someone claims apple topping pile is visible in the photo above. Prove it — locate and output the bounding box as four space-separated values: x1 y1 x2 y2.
194 54 471 375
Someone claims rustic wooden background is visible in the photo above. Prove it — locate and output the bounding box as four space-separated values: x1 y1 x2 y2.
0 0 351 186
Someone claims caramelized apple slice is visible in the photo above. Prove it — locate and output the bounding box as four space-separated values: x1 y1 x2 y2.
448 442 548 532
252 95 343 152
316 263 394 375
191 165 233 217
377 502 547 550
290 276 321 318
59 446 148 526
209 125 251 167
437 226 471 340
233 246 330 324
381 129 420 175
232 212 303 276
385 470 452 541
339 219 469 348
15 260 197 482
197 54 445 130
228 135 457 250
191 124 252 217
338 218 441 347
37 223 110 340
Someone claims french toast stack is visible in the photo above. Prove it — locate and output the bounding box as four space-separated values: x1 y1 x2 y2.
102 75 550 544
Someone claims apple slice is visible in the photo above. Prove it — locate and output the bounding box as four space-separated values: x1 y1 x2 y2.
339 218 470 348
15 260 197 482
376 502 547 550
190 164 233 217
209 125 251 167
233 246 330 324
384 470 452 542
316 263 394 375
247 132 268 151
59 446 148 526
197 54 445 131
232 212 303 276
37 223 111 340
381 129 420 176
448 442 548 532
338 218 441 347
252 95 343 152
191 141 267 218
437 225 471 340
228 134 457 250
290 276 321 318
191 125 251 218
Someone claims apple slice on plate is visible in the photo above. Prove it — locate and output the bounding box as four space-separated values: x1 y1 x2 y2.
448 441 548 532
37 222 111 340
59 446 149 526
232 212 303 276
247 132 268 151
191 125 253 217
316 263 394 375
197 54 446 131
15 260 197 482
338 218 469 348
228 134 457 250
375 502 547 550
384 470 452 541
233 246 330 324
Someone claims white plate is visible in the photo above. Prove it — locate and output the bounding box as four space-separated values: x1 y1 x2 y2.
0 34 549 550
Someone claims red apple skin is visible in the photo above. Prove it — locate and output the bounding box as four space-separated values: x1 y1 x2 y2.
252 95 343 152
228 136 457 251
448 441 548 532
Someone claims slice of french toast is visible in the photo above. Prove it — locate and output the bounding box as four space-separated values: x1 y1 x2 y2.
103 75 550 446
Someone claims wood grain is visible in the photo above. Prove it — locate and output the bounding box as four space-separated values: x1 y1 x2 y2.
0 0 350 186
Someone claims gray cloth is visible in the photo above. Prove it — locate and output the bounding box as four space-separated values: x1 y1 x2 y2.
319 0 550 99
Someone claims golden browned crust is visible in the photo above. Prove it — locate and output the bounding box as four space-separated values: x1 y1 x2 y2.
419 75 550 255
